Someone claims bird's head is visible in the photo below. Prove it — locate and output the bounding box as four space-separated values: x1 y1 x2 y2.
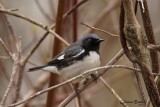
82 34 104 52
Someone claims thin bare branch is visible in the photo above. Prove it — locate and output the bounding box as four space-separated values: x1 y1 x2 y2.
147 44 160 52
10 36 23 103
81 23 119 38
133 63 146 104
0 38 13 60
10 8 18 11
100 77 129 107
0 55 19 105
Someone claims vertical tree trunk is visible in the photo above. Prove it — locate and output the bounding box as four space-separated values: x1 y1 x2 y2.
46 0 65 106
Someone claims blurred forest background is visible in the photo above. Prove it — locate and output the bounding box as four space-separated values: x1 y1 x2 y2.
0 0 160 107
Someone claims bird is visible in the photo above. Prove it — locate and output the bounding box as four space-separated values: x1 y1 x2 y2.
28 34 104 82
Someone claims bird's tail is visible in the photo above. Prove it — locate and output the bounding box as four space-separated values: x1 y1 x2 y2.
28 65 46 72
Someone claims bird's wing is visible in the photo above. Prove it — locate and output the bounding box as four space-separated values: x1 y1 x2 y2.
64 45 84 58
47 45 84 65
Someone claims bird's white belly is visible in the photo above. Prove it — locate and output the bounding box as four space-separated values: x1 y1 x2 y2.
60 51 100 79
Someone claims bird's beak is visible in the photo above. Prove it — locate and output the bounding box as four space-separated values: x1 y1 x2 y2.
97 39 104 43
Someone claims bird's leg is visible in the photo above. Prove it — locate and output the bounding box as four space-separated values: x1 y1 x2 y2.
70 82 80 95
83 77 90 85
83 73 98 85
90 73 98 83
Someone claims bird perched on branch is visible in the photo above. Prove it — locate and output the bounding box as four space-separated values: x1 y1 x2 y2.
28 34 103 82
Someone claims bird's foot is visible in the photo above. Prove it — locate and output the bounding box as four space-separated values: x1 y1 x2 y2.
91 74 98 83
74 88 80 95
83 78 90 85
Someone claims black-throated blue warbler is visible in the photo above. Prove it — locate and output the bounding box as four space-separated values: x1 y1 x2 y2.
28 34 104 82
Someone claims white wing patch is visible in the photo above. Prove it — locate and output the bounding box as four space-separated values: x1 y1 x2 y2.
57 49 85 60
73 49 85 58
57 54 65 60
